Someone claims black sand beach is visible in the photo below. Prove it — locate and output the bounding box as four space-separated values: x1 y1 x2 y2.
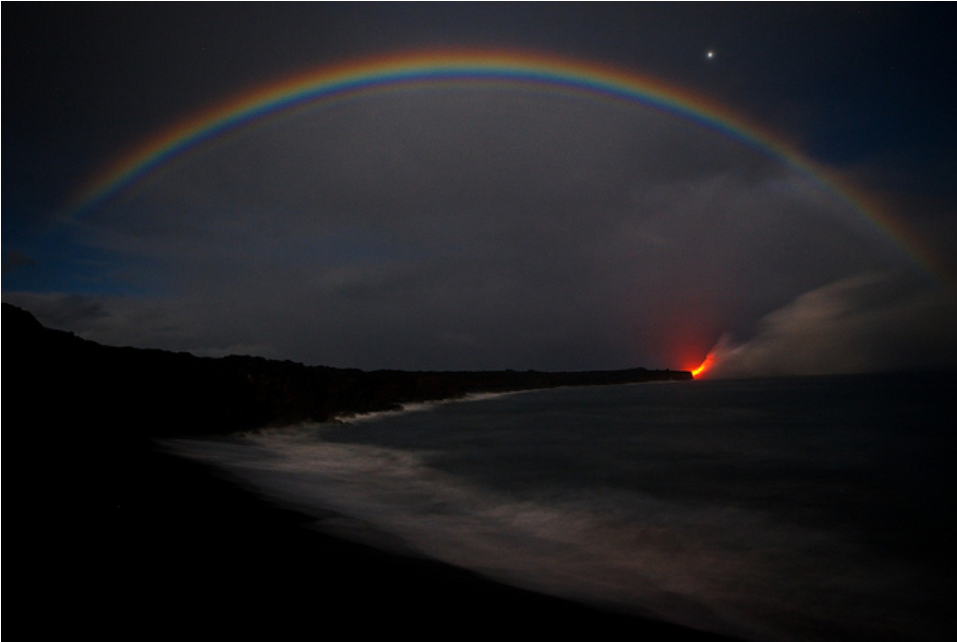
72 441 740 638
9 303 733 639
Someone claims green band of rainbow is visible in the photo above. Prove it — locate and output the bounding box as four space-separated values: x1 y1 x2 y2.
69 50 941 280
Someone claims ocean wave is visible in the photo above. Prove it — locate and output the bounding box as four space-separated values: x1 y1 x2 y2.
161 379 956 642
159 428 845 641
330 389 533 425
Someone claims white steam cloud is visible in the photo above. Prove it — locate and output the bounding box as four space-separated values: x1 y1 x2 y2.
705 272 957 378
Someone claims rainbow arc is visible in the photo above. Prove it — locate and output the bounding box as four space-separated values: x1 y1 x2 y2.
68 50 942 281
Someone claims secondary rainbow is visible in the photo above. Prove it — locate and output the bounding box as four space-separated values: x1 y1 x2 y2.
68 50 941 279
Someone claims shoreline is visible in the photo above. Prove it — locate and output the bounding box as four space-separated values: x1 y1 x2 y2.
114 439 741 638
5 303 692 438
8 303 733 638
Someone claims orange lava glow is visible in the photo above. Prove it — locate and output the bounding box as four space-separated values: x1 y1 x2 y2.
691 352 716 378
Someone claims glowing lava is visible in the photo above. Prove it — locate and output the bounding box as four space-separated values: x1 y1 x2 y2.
691 351 717 378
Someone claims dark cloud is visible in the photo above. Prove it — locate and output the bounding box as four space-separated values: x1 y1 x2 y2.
4 4 955 373
2 250 36 275
9 87 929 370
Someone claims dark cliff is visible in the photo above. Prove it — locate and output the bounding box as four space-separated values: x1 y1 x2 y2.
3 301 731 640
5 304 746 641
4 302 691 438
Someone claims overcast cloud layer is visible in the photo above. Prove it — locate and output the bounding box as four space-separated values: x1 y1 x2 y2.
4 5 956 375
8 86 951 373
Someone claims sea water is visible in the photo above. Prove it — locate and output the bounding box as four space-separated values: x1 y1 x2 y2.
165 373 956 641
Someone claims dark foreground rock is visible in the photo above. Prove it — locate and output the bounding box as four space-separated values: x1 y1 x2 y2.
5 303 732 640
4 302 691 437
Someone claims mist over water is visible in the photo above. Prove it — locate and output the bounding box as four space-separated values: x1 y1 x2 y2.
167 375 957 641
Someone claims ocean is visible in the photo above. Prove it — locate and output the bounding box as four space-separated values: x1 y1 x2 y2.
165 373 956 641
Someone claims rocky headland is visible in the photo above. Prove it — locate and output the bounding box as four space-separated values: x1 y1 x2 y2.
5 302 691 438
5 302 730 640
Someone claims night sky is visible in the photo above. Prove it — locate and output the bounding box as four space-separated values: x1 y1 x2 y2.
4 3 957 376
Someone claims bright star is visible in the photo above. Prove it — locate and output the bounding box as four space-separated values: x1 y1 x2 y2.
706 50 715 60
